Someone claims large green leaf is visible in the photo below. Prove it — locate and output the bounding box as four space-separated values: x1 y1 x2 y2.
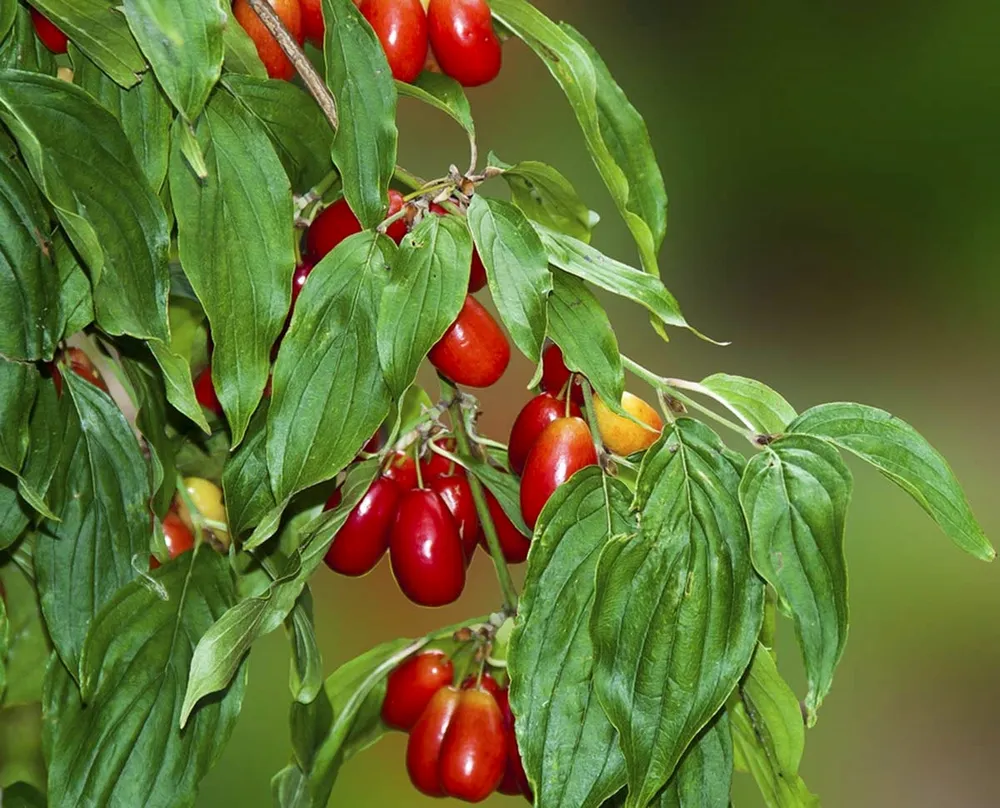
323 0 397 228
33 372 152 678
170 90 296 446
789 402 994 561
30 0 146 87
72 47 172 192
489 2 666 279
222 7 265 77
727 646 819 807
16 379 66 530
396 72 473 136
377 214 470 396
699 374 798 436
224 75 334 192
546 273 625 411
53 231 94 339
148 339 211 434
222 402 276 541
0 145 61 361
740 435 852 723
287 587 323 704
0 357 38 476
0 562 50 706
467 195 551 363
0 474 29 551
46 549 246 808
267 232 393 505
591 419 764 808
0 70 171 343
0 0 15 42
0 6 55 74
122 0 225 121
508 468 633 808
657 713 733 808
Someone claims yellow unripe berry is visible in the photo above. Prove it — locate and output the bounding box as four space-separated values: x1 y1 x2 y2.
594 392 664 456
182 477 227 526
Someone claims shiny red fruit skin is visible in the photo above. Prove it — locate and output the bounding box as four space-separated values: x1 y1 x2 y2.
151 512 196 570
460 672 501 699
232 0 304 81
508 392 583 476
540 343 584 405
194 366 223 416
390 490 466 606
495 688 532 798
383 451 418 490
428 475 479 561
359 0 428 83
480 489 532 564
290 260 315 306
427 0 502 87
306 190 406 260
382 650 455 731
428 296 510 388
419 437 458 481
299 0 324 44
52 347 108 397
407 687 461 797
323 477 401 576
30 9 68 53
520 417 598 528
438 688 507 801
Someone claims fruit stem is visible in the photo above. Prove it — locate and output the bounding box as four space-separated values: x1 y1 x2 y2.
243 0 338 131
393 165 429 192
446 391 519 615
580 380 609 466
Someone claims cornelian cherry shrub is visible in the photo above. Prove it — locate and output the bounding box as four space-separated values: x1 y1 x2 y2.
0 0 992 806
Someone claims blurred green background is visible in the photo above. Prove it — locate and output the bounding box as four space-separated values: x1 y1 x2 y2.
200 1 1000 805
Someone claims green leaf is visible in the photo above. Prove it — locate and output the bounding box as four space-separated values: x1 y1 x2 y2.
396 72 474 136
53 231 94 339
224 75 334 192
788 402 995 561
538 225 706 339
699 374 798 435
323 0 397 228
0 7 56 75
0 145 62 361
509 468 633 808
30 0 145 87
46 549 247 808
0 474 29 551
377 214 470 396
591 419 764 808
122 0 225 121
268 232 393 505
547 273 625 411
0 357 38 476
72 47 172 192
728 645 819 807
0 70 171 343
287 587 323 704
0 594 7 701
461 457 530 536
1 782 46 808
222 7 266 77
467 195 551 363
0 0 15 42
16 379 66 529
490 154 596 243
740 435 852 723
657 713 733 808
169 90 296 446
0 561 51 705
148 339 211 434
223 402 276 540
34 371 152 678
489 2 666 279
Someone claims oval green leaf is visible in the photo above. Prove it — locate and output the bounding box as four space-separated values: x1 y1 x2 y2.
0 7 56 75
396 72 473 136
657 713 733 808
0 358 38 477
699 374 798 436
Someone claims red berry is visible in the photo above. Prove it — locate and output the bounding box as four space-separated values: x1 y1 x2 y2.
290 260 315 306
480 489 531 564
540 343 584 405
460 672 501 699
52 347 109 397
520 417 598 529
419 438 459 481
299 0 324 44
232 0 304 81
194 366 223 417
150 512 196 570
382 650 455 732
428 474 479 561
407 687 506 801
390 490 466 606
359 0 428 84
30 9 68 53
494 688 532 798
305 190 406 260
427 0 502 87
428 295 510 388
508 392 583 476
383 451 418 490
323 477 401 576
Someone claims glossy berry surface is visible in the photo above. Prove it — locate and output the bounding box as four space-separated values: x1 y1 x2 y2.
594 391 665 456
428 474 479 561
194 366 223 417
508 392 583 475
232 0 304 81
290 260 315 306
359 0 429 83
539 343 584 404
520 417 598 528
299 0 324 44
390 490 466 606
427 0 502 87
481 489 531 564
305 190 406 260
150 512 196 570
383 450 418 491
428 295 510 388
30 9 68 53
418 438 460 481
382 650 455 731
323 477 401 576
494 687 532 798
183 477 226 525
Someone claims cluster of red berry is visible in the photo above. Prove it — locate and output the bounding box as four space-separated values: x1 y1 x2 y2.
383 649 530 802
232 0 502 87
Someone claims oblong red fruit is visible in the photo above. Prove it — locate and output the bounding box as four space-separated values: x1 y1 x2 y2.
194 366 223 417
495 687 531 798
382 650 455 732
427 0 502 87
306 190 406 260
508 392 583 475
407 686 461 797
323 477 400 576
383 450 418 491
520 417 598 528
299 0 324 44
233 0 304 81
480 489 531 564
359 0 429 83
438 688 507 801
151 512 196 570
30 9 68 53
539 343 584 405
419 437 459 481
390 490 466 606
468 249 488 292
428 296 510 388
428 475 479 561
